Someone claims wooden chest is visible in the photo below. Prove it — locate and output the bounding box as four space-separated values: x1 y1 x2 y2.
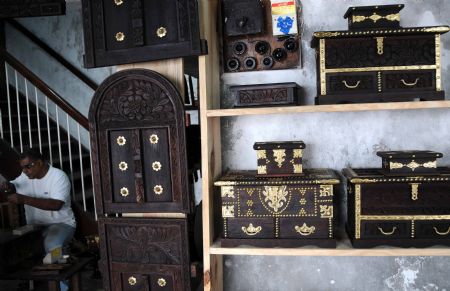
254 141 305 176
0 0 65 18
312 25 450 104
98 218 191 291
344 4 404 30
229 83 301 107
214 169 340 247
81 0 207 68
344 168 450 248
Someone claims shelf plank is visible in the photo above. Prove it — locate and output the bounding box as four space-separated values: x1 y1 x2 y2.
209 239 450 257
206 100 450 117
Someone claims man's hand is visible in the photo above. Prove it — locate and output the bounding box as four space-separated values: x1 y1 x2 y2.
0 182 16 194
7 193 27 204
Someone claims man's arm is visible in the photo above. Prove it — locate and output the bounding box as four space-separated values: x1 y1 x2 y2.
7 193 63 211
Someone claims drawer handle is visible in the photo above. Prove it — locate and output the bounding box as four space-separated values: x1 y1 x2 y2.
116 136 126 146
119 161 128 171
401 78 420 87
433 226 450 236
295 223 316 236
157 27 167 38
153 185 163 195
152 161 162 171
241 223 262 236
128 276 137 286
120 187 129 197
149 134 159 144
342 80 361 89
114 0 123 5
157 278 167 287
378 226 397 236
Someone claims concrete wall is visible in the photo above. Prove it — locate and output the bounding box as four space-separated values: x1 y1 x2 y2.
221 0 450 290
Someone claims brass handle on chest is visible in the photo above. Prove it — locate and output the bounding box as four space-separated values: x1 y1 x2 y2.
295 223 316 236
114 0 123 5
378 226 397 236
241 223 262 236
342 80 361 89
401 78 420 87
433 226 450 236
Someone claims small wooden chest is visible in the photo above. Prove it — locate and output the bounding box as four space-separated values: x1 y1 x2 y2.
344 168 450 248
215 169 340 247
311 5 449 104
344 4 404 30
230 83 302 107
377 150 443 176
253 141 305 176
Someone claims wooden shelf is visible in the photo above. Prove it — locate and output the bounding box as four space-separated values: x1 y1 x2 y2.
210 239 450 257
206 100 450 117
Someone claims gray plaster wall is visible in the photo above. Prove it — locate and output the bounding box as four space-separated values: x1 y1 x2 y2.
221 0 450 290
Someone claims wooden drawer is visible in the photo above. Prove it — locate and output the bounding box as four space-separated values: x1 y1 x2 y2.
382 70 436 92
415 220 450 239
326 72 377 95
279 218 331 239
111 266 181 291
360 182 450 215
225 218 275 238
360 220 411 239
325 35 436 68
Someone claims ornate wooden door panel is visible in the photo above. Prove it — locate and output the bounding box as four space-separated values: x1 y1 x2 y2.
89 69 191 215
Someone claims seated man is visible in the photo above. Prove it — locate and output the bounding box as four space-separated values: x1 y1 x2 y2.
0 149 76 291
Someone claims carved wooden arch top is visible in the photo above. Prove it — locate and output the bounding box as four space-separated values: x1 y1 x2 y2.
89 69 184 128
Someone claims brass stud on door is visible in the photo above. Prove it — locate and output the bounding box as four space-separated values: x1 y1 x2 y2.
117 136 126 146
114 0 124 5
119 161 128 171
154 185 163 195
158 278 167 287
120 187 129 197
152 161 162 171
149 134 159 144
128 276 137 286
157 27 167 38
115 32 125 42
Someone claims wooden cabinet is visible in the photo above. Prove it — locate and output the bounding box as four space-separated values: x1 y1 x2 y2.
81 0 207 68
0 0 65 18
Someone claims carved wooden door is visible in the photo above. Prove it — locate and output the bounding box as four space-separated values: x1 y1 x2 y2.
89 69 191 215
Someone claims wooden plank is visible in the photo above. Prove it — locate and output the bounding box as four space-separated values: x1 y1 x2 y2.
206 100 450 117
116 58 185 99
209 240 450 257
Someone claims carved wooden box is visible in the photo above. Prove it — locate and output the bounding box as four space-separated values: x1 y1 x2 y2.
98 218 191 291
222 0 301 72
253 141 305 176
0 0 65 18
81 0 207 68
230 83 301 107
344 4 404 30
344 168 450 248
89 69 191 215
214 169 340 247
312 16 449 104
377 150 443 176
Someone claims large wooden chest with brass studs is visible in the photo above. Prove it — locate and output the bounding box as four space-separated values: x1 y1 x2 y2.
344 168 450 248
311 25 450 104
214 169 340 247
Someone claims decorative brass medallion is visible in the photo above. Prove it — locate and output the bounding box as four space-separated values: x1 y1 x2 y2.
423 161 437 168
128 276 137 286
375 37 384 55
261 186 290 214
320 185 333 197
157 27 167 38
152 161 162 171
407 160 421 171
115 32 125 42
390 160 436 171
158 278 167 287
272 149 286 168
320 205 333 218
241 223 262 236
257 150 267 160
293 164 302 174
293 149 303 158
295 223 316 236
257 165 267 175
153 185 163 195
222 206 235 218
352 12 399 23
116 136 126 146
119 161 128 171
221 186 235 198
410 183 420 201
149 134 159 144
120 187 129 197
114 0 123 5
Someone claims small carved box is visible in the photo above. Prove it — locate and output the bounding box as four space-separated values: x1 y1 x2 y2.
215 169 339 248
344 167 450 248
377 150 443 176
0 0 65 18
222 0 264 36
254 141 305 176
230 83 301 107
344 4 404 30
